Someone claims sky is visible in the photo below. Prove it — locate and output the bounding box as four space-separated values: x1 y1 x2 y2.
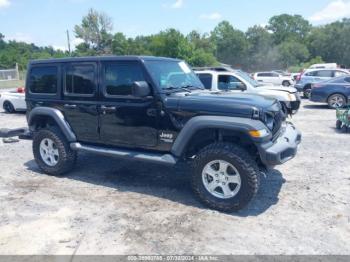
0 0 350 50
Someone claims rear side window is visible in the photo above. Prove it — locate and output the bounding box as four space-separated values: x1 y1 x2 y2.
65 64 95 96
197 74 212 89
29 66 58 94
257 73 269 77
316 70 333 77
334 71 348 77
103 63 145 96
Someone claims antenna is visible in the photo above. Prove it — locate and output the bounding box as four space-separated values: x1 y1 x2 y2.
66 30 71 54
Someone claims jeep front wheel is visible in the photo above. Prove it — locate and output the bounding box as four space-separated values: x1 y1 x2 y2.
33 127 76 176
192 143 260 212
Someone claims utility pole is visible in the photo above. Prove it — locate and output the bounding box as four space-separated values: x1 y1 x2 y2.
66 30 71 55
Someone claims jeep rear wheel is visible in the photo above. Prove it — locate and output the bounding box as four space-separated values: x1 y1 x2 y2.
192 143 260 212
33 127 76 176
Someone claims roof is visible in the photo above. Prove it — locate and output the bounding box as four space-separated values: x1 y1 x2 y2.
29 55 181 65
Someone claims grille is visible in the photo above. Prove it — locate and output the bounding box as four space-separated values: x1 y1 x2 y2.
272 111 284 135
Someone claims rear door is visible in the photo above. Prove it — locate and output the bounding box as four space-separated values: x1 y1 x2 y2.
98 61 158 148
59 62 100 143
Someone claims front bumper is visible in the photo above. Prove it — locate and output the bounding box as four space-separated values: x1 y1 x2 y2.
258 123 301 167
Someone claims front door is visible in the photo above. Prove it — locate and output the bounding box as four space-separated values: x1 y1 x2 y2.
99 61 158 148
60 62 100 143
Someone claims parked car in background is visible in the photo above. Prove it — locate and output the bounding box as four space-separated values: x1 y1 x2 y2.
310 76 350 109
195 67 301 115
252 72 294 87
0 87 27 113
295 69 350 98
309 63 337 70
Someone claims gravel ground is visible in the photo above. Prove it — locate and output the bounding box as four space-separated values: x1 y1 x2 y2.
0 99 349 255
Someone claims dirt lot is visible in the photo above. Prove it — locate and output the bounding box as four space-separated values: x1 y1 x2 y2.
0 100 349 255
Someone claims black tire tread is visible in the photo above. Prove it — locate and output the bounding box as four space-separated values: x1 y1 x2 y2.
191 142 260 212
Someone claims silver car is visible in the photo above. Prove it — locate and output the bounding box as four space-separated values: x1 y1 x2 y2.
295 69 349 98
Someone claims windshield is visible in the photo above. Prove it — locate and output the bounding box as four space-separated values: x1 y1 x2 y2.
235 70 261 87
144 60 204 91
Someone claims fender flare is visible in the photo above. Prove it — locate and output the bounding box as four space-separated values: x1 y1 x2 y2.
28 107 77 142
170 115 269 157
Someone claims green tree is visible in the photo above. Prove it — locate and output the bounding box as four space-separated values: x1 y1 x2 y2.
211 21 248 67
245 25 278 70
307 19 350 66
277 41 309 68
268 14 311 44
149 29 192 59
74 8 113 55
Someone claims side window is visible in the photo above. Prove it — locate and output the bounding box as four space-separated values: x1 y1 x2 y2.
271 73 279 77
258 73 267 77
218 75 242 90
104 62 145 96
197 74 212 90
334 71 348 77
65 64 95 96
29 66 58 94
316 70 333 77
305 71 317 76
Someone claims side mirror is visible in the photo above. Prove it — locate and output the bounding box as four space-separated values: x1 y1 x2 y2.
237 83 247 91
132 81 151 98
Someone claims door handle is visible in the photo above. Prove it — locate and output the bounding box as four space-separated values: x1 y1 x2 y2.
64 104 77 109
100 106 117 112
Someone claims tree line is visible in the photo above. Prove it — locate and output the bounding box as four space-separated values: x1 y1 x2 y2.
1 8 350 72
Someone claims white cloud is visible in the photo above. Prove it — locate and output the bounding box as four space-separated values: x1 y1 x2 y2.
6 33 34 43
309 0 350 23
72 38 84 47
199 12 222 20
0 0 10 8
171 0 184 9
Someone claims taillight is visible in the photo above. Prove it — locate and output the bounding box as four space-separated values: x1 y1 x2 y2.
17 87 25 93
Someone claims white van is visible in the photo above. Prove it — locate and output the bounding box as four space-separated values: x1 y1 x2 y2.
309 63 337 70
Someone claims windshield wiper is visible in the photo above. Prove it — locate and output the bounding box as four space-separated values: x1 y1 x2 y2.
180 84 204 90
163 86 192 94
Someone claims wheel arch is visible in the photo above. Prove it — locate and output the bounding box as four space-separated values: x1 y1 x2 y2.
28 107 77 142
171 116 268 158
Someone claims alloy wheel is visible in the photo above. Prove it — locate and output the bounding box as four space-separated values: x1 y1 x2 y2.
202 160 241 199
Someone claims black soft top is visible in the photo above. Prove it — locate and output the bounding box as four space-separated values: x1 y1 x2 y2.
29 56 181 65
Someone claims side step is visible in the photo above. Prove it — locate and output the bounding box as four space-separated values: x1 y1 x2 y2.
70 142 178 166
0 128 32 140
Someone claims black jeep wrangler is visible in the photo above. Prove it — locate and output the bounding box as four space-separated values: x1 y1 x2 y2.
25 56 301 212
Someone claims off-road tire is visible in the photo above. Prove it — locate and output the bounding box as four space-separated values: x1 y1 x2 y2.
282 81 290 87
192 143 260 212
3 101 15 113
33 126 76 176
336 120 342 130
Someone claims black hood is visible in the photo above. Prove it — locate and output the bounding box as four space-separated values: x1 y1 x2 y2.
164 91 279 118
